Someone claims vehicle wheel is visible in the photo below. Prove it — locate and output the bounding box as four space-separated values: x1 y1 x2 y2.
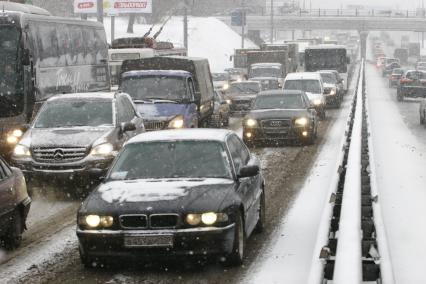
420 112 425 125
319 109 326 120
3 209 23 249
254 190 266 234
223 212 245 267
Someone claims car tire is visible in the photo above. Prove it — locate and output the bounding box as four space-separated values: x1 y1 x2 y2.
223 212 245 267
420 112 425 125
3 209 23 249
319 109 326 120
254 190 266 234
397 91 404 102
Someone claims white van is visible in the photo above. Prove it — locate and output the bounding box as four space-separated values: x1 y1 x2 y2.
283 72 326 119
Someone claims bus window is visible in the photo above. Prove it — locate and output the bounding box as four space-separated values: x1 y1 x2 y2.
83 28 96 65
94 29 108 64
57 24 71 66
69 25 85 65
37 23 59 67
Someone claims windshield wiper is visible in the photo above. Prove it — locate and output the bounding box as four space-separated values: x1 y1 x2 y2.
145 98 179 104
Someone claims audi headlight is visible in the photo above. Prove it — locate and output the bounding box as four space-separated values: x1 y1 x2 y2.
313 99 322 106
6 129 24 145
90 143 114 156
245 118 258 127
13 144 31 158
222 83 230 90
168 115 184 129
295 117 308 126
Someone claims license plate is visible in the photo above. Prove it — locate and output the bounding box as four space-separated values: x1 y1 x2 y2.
124 235 173 248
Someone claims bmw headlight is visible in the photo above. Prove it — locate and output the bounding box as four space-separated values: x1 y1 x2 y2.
185 212 228 226
295 117 308 126
168 115 184 129
13 144 31 158
245 118 258 127
90 143 114 156
80 215 114 229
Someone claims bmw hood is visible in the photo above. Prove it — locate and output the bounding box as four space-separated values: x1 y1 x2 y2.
81 178 236 214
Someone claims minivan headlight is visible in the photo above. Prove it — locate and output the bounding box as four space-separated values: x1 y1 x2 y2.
168 115 185 129
7 129 24 145
90 143 114 156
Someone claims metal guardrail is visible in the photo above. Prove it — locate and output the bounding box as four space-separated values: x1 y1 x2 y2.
253 9 425 18
308 60 393 283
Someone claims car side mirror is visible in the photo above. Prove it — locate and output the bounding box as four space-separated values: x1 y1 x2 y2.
238 165 259 179
121 121 136 133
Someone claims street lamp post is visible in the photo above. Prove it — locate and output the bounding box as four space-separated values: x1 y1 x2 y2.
270 0 274 44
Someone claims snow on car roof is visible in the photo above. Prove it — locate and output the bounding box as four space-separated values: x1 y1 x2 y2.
127 129 235 144
47 92 116 101
285 72 321 80
122 70 192 78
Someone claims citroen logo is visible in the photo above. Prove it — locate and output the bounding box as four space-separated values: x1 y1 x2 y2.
53 149 64 161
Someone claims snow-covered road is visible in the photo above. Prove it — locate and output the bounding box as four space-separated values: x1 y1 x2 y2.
366 63 426 283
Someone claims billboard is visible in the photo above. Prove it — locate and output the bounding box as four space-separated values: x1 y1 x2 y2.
74 0 152 14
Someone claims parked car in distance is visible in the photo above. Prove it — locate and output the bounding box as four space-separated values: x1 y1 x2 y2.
283 72 326 119
0 156 31 249
319 70 343 107
210 90 231 128
416 62 426 71
376 56 386 68
212 72 230 91
12 92 145 192
243 90 318 146
382 62 401 77
420 99 426 126
397 70 426 101
388 68 404 88
251 77 281 91
77 129 265 267
225 81 261 115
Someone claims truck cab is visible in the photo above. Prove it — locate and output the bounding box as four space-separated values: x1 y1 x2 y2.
120 70 199 131
119 56 214 127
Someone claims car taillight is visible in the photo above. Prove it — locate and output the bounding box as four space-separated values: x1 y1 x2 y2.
400 78 413 84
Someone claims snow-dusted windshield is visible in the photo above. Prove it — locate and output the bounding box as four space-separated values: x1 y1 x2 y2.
254 94 305 110
34 100 113 128
250 66 281 78
0 25 23 118
320 73 337 84
109 141 232 180
284 79 321 94
121 76 188 102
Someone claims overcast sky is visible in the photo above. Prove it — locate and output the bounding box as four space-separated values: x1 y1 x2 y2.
306 0 422 10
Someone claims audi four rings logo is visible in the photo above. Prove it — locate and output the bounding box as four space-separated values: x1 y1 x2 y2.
270 121 282 127
53 149 64 161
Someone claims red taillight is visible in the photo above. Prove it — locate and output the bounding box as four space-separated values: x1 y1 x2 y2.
400 78 413 84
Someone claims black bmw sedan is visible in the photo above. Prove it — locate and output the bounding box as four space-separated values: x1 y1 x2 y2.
77 129 265 267
242 90 318 146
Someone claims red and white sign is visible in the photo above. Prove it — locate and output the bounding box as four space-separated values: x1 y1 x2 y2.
74 0 97 14
110 0 152 14
74 0 152 14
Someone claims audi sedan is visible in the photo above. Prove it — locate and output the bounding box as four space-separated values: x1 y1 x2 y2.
243 90 318 146
77 129 265 267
